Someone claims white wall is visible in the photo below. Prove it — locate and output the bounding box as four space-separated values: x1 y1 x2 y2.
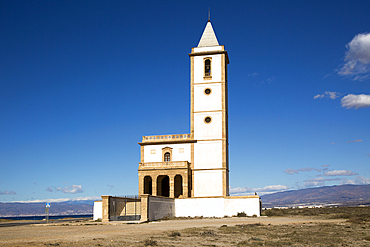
175 197 260 217
193 112 222 140
224 197 261 217
143 143 191 163
193 170 223 197
194 141 222 169
175 198 224 217
93 201 102 220
194 83 222 112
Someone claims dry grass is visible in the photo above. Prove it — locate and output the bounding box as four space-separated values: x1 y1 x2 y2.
151 222 370 246
263 206 370 224
1 207 370 246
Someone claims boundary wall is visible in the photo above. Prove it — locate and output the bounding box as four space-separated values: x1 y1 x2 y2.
175 196 261 217
140 194 175 221
93 201 102 220
94 195 261 221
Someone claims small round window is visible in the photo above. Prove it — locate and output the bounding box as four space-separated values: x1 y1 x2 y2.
204 117 212 124
204 88 211 95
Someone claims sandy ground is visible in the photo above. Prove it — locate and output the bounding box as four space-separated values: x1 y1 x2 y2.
0 216 349 246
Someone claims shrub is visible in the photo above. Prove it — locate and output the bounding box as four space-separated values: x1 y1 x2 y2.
237 212 247 217
201 230 217 236
143 238 157 246
168 231 181 237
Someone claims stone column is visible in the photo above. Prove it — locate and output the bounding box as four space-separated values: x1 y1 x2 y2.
138 173 143 195
152 175 157 196
101 195 111 222
140 194 149 221
183 172 189 198
169 175 175 198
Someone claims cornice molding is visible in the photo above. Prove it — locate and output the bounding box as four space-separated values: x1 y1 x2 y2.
189 50 229 64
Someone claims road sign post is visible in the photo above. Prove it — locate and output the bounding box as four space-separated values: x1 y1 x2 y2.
45 203 50 223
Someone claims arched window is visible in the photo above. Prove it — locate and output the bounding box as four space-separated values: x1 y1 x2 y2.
164 152 171 161
162 147 173 162
205 59 211 76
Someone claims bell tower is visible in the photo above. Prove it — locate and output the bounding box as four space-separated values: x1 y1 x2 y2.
190 21 229 197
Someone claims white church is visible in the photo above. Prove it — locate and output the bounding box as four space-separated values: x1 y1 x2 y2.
94 20 261 222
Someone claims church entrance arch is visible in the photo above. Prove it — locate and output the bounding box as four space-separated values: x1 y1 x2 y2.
174 175 183 198
157 175 169 197
143 176 152 195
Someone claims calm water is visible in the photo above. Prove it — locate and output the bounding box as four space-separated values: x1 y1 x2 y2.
0 214 92 221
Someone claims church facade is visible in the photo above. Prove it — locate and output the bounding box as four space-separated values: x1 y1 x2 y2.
95 21 261 222
138 20 229 199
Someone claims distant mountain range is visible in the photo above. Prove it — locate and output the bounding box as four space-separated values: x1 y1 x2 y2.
0 200 94 217
1 184 369 216
261 184 370 208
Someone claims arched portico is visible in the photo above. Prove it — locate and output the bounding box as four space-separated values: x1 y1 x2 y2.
138 162 190 199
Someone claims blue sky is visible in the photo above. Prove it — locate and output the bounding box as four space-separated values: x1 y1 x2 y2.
1 0 369 202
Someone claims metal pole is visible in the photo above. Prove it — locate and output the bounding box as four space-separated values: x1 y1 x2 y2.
134 195 136 219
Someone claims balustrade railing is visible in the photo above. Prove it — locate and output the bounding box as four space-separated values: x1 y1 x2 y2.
142 134 192 142
139 161 189 169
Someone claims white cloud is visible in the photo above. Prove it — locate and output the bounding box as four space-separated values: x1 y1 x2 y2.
323 170 358 176
304 177 341 187
11 196 101 203
261 76 276 84
47 185 84 194
230 184 289 195
266 77 275 83
338 33 370 80
347 139 363 143
0 190 16 195
341 94 370 109
56 185 84 194
341 176 370 185
313 91 340 99
248 72 259 77
284 167 321 175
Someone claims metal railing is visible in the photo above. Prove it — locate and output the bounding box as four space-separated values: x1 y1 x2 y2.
109 195 140 221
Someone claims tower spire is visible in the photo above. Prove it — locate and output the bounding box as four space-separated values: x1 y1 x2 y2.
197 20 219 47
